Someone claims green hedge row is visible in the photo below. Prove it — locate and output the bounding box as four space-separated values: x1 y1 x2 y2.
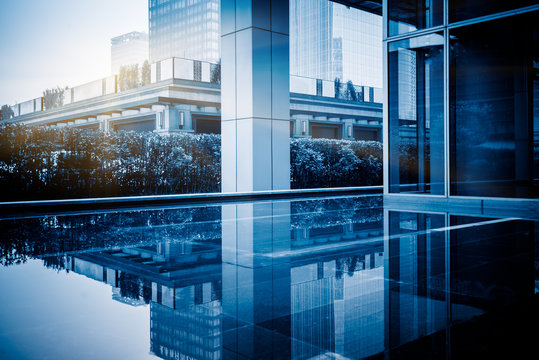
0 124 221 201
0 124 382 201
290 138 382 189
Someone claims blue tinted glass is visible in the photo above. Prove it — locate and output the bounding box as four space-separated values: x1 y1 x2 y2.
450 12 538 198
450 0 537 23
389 0 443 36
389 33 445 194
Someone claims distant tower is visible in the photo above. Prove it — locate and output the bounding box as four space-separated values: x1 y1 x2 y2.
110 31 149 75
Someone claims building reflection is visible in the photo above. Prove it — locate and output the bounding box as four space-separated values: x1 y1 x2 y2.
62 202 535 359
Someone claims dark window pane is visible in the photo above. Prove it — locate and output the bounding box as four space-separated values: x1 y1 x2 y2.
389 0 443 36
389 33 445 194
450 12 538 198
449 0 537 23
311 124 340 139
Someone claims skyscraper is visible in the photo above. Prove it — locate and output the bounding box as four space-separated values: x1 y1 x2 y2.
110 31 149 75
148 0 220 63
148 0 381 89
290 0 382 88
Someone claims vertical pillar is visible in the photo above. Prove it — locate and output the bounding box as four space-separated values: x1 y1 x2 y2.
98 115 110 132
221 0 290 192
293 114 311 138
343 119 355 140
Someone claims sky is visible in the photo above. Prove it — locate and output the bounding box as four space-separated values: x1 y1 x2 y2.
0 0 148 105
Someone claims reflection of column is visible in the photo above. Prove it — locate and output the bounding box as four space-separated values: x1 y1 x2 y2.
386 210 447 350
221 201 291 358
221 0 290 192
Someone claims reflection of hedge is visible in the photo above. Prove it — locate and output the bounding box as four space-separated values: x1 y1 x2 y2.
0 124 221 201
0 206 222 267
291 138 382 189
0 196 382 267
0 125 383 201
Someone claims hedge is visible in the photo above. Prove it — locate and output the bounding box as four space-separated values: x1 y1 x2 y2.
0 124 220 201
0 124 383 201
291 138 382 189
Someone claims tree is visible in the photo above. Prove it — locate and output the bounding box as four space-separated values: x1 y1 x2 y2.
43 86 68 110
334 77 342 99
0 105 14 120
210 59 221 85
346 80 357 102
118 64 140 91
141 60 151 86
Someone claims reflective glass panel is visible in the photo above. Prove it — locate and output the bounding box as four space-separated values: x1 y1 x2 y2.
387 211 447 349
449 0 537 23
450 13 538 198
1 198 537 358
389 33 445 194
389 0 443 37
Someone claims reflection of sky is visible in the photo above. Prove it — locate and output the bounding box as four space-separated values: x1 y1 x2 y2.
0 260 156 360
0 0 147 105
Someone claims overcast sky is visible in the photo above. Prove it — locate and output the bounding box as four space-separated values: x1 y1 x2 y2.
0 0 148 105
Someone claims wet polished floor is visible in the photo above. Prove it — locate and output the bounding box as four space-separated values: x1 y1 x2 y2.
0 195 536 359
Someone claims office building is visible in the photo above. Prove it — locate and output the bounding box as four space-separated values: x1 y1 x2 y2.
111 31 149 74
290 0 383 88
148 0 220 63
148 0 381 89
385 0 538 201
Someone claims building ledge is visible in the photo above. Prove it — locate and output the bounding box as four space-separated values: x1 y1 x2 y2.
0 186 382 219
384 194 539 220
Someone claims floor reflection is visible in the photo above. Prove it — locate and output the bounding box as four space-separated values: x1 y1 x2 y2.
0 195 536 359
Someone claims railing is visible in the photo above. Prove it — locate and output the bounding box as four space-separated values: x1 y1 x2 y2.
7 58 382 120
12 98 43 117
290 75 383 103
151 57 221 84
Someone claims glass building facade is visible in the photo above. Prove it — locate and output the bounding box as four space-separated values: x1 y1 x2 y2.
290 0 383 88
150 0 382 89
386 1 539 199
149 0 220 63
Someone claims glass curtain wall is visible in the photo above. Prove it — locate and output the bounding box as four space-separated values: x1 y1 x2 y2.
386 0 539 199
450 12 538 198
388 0 443 36
388 34 444 194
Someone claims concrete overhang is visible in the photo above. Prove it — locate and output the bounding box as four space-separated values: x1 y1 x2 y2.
10 80 221 127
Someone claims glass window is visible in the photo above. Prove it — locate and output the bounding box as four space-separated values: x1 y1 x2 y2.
449 0 536 23
389 33 445 194
450 12 538 198
389 0 443 37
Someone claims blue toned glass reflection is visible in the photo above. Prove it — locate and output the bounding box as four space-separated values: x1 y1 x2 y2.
389 0 443 36
389 33 445 194
1 196 537 359
449 0 537 23
450 12 538 198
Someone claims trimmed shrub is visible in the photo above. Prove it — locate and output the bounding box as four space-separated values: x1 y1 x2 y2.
0 124 220 201
290 138 382 189
0 124 383 200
